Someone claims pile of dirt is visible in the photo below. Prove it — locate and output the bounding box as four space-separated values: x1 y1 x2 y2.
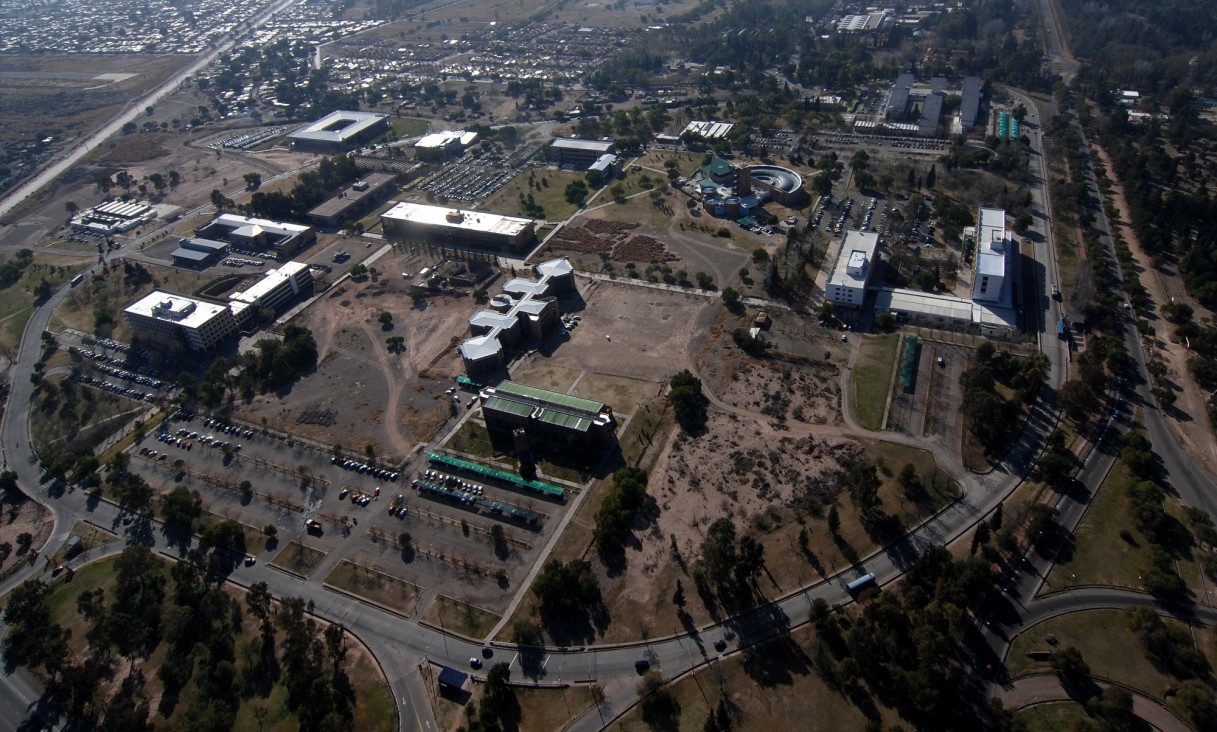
549 220 678 263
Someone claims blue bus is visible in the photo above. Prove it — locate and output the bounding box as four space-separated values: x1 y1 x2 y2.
846 573 877 594
1057 320 1066 339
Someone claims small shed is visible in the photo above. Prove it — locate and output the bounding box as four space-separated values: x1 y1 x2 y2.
437 666 469 692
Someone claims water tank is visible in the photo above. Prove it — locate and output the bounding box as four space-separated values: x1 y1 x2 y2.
724 197 741 217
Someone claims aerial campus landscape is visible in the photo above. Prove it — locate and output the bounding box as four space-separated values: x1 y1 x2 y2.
3 1 1217 731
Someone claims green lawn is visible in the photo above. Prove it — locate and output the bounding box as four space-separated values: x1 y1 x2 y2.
389 116 430 138
0 253 93 356
325 560 422 616
852 334 900 430
480 169 585 221
1015 702 1091 732
446 420 497 458
420 594 500 639
1043 459 1205 597
1006 609 1217 702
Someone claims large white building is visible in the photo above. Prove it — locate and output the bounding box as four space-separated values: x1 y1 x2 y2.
124 291 238 351
381 202 535 250
288 110 389 153
124 261 316 351
827 230 879 308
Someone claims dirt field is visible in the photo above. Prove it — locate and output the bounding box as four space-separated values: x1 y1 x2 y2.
235 250 475 463
515 277 716 385
0 494 54 581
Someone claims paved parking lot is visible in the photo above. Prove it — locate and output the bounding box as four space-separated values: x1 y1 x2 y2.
130 409 572 614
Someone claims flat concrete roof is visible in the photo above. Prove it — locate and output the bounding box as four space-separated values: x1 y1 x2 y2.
828 230 879 289
415 130 478 148
230 261 310 305
307 172 397 220
551 138 615 153
976 208 1007 278
125 290 230 329
382 202 533 238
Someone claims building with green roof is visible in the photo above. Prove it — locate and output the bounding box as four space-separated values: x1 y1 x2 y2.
480 380 616 446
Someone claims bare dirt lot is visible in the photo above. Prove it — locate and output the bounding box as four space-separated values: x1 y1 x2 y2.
236 250 475 462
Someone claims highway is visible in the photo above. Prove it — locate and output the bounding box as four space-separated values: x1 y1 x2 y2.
0 0 302 222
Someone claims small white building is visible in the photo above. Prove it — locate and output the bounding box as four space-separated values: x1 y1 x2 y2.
827 230 879 308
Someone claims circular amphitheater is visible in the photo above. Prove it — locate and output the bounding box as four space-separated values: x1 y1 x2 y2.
749 165 808 207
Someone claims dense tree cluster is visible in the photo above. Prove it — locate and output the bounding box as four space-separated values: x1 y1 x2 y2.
811 546 994 725
960 344 1048 450
532 559 601 619
694 518 765 602
184 325 318 407
593 467 650 556
2 549 358 730
243 154 363 222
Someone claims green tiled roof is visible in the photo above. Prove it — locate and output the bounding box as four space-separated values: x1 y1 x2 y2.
535 409 591 432
483 395 534 418
492 381 606 415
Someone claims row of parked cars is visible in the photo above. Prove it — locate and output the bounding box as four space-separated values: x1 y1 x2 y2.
332 456 399 481
73 373 157 403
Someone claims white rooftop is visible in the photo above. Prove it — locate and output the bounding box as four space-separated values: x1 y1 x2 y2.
415 129 478 149
828 230 879 289
213 213 311 237
230 261 310 305
289 110 387 144
976 207 1008 278
382 202 533 238
125 290 230 329
873 288 1018 332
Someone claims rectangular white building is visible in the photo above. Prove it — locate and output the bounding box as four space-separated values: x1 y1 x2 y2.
972 208 1010 303
827 230 879 308
381 202 535 249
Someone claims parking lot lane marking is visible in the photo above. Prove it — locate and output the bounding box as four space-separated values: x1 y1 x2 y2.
509 652 519 670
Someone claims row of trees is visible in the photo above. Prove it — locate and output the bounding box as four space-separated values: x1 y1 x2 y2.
961 343 1049 451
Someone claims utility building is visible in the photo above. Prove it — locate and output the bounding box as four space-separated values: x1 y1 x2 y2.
972 208 1010 303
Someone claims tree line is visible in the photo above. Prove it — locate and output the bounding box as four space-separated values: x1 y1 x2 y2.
2 547 360 730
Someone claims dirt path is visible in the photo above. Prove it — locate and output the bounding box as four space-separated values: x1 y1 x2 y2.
1091 143 1217 466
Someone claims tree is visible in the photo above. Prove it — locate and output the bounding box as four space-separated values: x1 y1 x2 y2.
201 519 246 554
673 579 686 609
243 172 262 190
65 201 79 217
160 485 202 530
668 369 706 433
1050 646 1090 686
378 311 393 330
925 164 937 189
532 559 600 617
1058 380 1099 421
16 532 32 549
721 287 741 309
